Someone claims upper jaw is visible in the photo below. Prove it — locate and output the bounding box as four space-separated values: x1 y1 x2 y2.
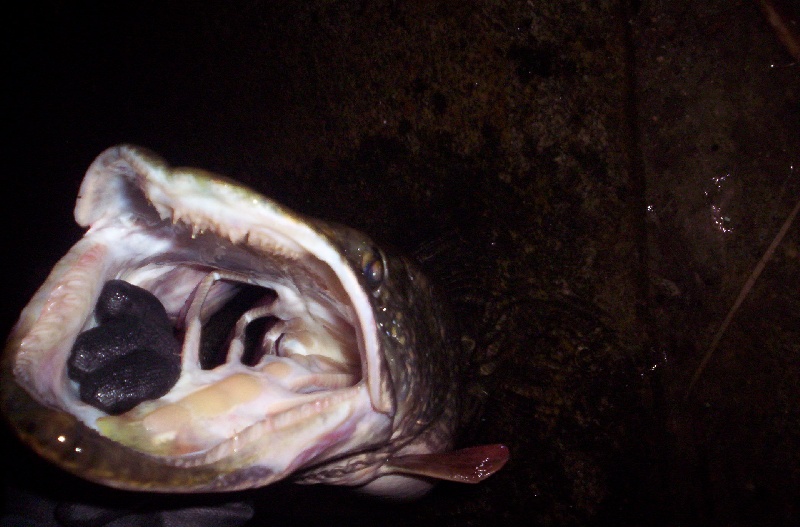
3 145 395 491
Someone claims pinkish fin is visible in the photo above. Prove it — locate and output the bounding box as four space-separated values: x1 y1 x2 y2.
386 444 509 483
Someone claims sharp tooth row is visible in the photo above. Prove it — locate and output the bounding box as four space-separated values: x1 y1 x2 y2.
170 207 244 244
167 201 306 266
169 207 266 248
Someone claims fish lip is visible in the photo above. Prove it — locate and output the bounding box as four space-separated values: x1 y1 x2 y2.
2 144 396 490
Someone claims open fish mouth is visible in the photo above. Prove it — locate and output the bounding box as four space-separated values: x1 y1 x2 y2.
2 145 395 491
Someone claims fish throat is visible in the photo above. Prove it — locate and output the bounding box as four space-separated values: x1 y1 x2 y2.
83 242 365 460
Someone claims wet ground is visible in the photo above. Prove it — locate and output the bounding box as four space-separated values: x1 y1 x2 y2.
2 1 798 526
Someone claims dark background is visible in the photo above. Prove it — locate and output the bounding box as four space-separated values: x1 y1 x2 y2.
3 1 799 526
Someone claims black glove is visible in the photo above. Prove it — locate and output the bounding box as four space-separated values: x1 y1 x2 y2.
55 499 254 527
2 482 254 527
67 280 181 415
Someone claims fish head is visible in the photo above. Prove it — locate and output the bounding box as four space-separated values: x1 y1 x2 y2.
1 145 507 498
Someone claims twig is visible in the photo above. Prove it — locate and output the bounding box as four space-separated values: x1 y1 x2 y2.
758 0 800 61
686 196 800 399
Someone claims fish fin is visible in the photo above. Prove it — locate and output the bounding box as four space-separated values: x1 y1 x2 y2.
385 444 509 483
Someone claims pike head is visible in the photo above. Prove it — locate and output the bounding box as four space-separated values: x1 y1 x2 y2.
1 145 507 498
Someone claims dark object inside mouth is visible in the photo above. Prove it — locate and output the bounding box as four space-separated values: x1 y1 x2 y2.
67 279 286 415
95 279 172 330
67 280 181 414
79 348 181 415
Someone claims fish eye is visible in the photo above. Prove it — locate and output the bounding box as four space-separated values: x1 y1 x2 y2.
361 247 385 290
